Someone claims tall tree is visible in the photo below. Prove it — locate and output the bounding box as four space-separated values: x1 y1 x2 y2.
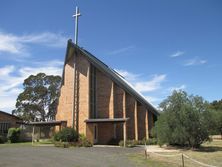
209 100 222 137
153 90 210 148
13 73 61 122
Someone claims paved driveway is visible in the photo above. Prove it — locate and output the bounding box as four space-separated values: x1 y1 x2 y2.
0 145 144 167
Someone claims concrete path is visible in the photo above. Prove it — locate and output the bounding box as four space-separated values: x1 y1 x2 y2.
144 145 180 153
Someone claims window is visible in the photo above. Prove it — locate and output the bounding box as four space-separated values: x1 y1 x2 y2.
90 64 97 118
0 122 10 135
93 124 98 144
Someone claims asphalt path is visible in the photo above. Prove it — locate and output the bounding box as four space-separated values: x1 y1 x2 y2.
0 145 144 167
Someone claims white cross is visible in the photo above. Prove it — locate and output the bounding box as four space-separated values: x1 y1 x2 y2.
72 6 81 45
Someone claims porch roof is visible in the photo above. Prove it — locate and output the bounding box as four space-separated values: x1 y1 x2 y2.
85 118 129 123
17 120 67 127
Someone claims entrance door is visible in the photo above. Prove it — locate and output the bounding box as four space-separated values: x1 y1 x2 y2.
93 124 98 144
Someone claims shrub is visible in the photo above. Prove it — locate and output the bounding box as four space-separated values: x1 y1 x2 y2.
119 138 157 147
54 133 92 147
140 138 157 145
119 140 137 147
54 141 70 148
54 127 78 142
0 135 7 144
78 134 92 147
7 128 21 143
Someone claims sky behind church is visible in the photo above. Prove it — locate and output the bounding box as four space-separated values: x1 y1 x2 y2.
0 0 222 113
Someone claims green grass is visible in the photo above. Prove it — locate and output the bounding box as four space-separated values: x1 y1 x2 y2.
128 154 178 167
129 140 222 167
0 139 53 147
0 142 32 147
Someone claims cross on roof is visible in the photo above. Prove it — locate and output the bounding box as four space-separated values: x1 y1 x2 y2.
72 6 81 45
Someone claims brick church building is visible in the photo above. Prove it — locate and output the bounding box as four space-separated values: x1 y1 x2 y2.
56 40 159 144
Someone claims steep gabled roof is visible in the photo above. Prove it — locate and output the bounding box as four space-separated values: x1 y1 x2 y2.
62 39 159 116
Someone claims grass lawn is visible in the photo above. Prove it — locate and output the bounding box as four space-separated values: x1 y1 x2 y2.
129 140 222 167
0 142 32 147
0 139 53 147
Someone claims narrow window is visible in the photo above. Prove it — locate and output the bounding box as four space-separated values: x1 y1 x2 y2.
90 64 97 118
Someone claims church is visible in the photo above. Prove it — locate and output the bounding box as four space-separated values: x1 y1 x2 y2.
56 7 159 145
56 40 159 144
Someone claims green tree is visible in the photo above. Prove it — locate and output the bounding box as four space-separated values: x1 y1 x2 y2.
13 73 61 122
153 90 210 148
209 100 222 137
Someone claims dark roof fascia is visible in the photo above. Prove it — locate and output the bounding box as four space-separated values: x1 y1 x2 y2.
19 120 67 126
0 110 22 120
66 40 159 116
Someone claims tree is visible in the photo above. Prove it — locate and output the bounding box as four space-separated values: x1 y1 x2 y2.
13 73 61 122
153 90 210 148
208 100 222 137
210 99 222 111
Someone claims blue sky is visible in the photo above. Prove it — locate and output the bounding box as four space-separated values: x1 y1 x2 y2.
0 0 222 113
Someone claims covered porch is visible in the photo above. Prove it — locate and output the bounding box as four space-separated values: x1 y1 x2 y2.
18 120 67 144
85 118 129 146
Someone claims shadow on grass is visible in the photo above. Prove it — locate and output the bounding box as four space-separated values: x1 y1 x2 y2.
194 146 222 152
163 141 222 153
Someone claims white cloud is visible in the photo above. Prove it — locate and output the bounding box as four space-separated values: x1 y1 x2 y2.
170 51 184 58
115 69 167 107
168 84 186 93
0 65 15 76
116 69 166 93
108 45 134 55
134 74 166 92
114 69 140 81
184 57 207 66
0 60 63 113
144 96 162 107
0 31 68 57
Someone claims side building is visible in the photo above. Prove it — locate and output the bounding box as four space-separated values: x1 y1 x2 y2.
56 40 159 144
0 110 21 136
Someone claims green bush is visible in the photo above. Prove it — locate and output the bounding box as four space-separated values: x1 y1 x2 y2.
78 134 92 147
7 128 21 143
54 141 70 148
119 140 137 147
119 138 157 147
54 127 78 142
54 133 92 147
0 135 7 144
139 138 157 145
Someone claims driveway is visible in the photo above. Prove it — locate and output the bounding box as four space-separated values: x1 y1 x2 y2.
0 145 144 167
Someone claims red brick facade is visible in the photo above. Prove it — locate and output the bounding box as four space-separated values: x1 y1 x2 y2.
56 42 158 144
0 111 21 135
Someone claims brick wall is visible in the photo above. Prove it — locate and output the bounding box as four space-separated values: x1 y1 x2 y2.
0 112 20 128
56 56 74 128
148 111 154 136
125 94 135 140
137 105 146 140
56 51 90 136
114 84 124 118
77 53 90 135
96 69 112 118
